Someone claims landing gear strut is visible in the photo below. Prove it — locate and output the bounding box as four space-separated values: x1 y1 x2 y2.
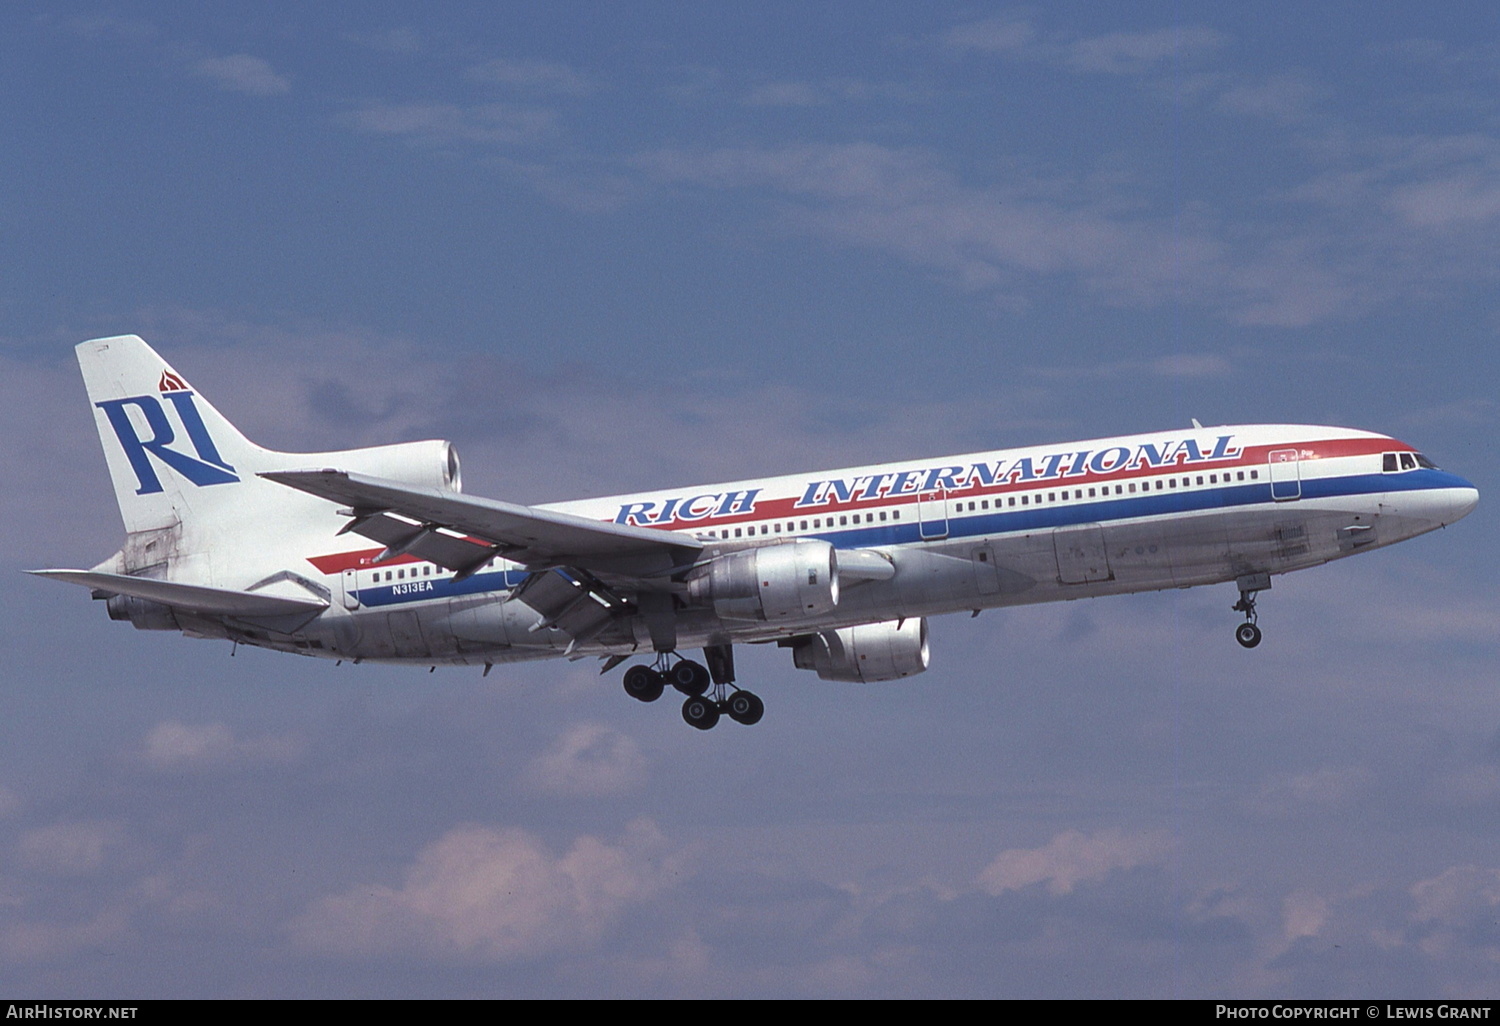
621 644 763 729
1232 573 1270 649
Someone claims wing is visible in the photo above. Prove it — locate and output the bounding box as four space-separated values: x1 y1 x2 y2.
260 469 703 580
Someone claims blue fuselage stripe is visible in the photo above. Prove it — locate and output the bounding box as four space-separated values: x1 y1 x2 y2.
350 470 1465 607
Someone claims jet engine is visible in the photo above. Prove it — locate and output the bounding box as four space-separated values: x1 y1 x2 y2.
790 617 929 683
326 439 462 493
105 593 181 632
686 540 839 621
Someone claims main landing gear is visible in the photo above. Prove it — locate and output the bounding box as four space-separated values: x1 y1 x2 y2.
621 645 763 730
1232 572 1271 649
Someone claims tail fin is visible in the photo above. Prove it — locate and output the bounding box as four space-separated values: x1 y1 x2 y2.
78 335 270 535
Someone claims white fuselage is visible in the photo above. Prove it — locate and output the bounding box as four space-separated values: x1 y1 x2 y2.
220 423 1474 666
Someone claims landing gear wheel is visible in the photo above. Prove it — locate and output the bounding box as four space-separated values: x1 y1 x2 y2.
622 665 664 703
1235 622 1262 649
725 690 764 726
667 659 711 696
682 695 720 731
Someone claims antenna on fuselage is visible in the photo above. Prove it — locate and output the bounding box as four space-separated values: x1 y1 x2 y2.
1191 418 1204 429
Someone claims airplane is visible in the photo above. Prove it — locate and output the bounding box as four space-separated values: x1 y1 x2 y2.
31 335 1479 730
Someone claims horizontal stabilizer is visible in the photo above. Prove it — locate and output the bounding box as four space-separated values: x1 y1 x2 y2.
28 570 329 617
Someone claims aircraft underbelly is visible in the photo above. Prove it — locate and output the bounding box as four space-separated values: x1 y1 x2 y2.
277 491 1401 665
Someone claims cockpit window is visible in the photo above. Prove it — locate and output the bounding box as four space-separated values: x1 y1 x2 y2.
1384 451 1440 472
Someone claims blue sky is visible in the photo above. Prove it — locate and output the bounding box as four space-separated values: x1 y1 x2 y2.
3 3 1499 997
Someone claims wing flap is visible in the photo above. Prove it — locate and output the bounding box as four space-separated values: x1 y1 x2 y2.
29 570 329 617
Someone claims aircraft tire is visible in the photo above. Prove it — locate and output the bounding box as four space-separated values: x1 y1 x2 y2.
1235 622 1262 649
623 665 665 702
682 695 720 730
726 690 764 726
668 659 712 696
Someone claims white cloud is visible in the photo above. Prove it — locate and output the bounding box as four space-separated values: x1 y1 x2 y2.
635 141 1239 313
466 58 591 96
943 16 1035 55
524 723 648 797
1281 890 1329 942
16 820 127 877
1218 74 1324 123
744 81 827 107
343 28 424 54
943 18 1226 76
0 907 132 964
1065 27 1228 75
288 819 676 962
350 101 556 147
142 720 303 770
192 54 291 96
1384 173 1500 228
976 828 1174 896
1411 865 1500 925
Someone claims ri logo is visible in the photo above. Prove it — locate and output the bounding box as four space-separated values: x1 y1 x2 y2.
95 370 240 494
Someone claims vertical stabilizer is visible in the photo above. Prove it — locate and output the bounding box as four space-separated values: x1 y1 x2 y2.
77 335 269 537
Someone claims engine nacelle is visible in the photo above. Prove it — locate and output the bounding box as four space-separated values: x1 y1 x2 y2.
105 593 181 632
686 540 839 621
322 439 462 493
791 618 929 683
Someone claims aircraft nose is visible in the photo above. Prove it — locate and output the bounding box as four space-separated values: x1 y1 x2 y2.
1426 474 1479 526
1393 473 1478 527
1450 481 1480 523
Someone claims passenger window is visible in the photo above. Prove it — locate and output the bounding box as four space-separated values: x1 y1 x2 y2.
879 512 887 521
1048 492 1056 502
1196 476 1203 486
1250 470 1258 480
1116 485 1123 495
1021 495 1028 506
892 510 900 520
1087 488 1095 498
1128 483 1136 493
734 528 742 538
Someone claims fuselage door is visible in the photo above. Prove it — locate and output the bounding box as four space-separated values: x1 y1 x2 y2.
918 488 949 540
341 568 360 610
1054 524 1112 584
1269 449 1301 501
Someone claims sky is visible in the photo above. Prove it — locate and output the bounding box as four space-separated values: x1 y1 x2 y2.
2 2 1499 998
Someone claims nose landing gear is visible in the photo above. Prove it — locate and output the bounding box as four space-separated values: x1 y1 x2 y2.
1232 572 1270 648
